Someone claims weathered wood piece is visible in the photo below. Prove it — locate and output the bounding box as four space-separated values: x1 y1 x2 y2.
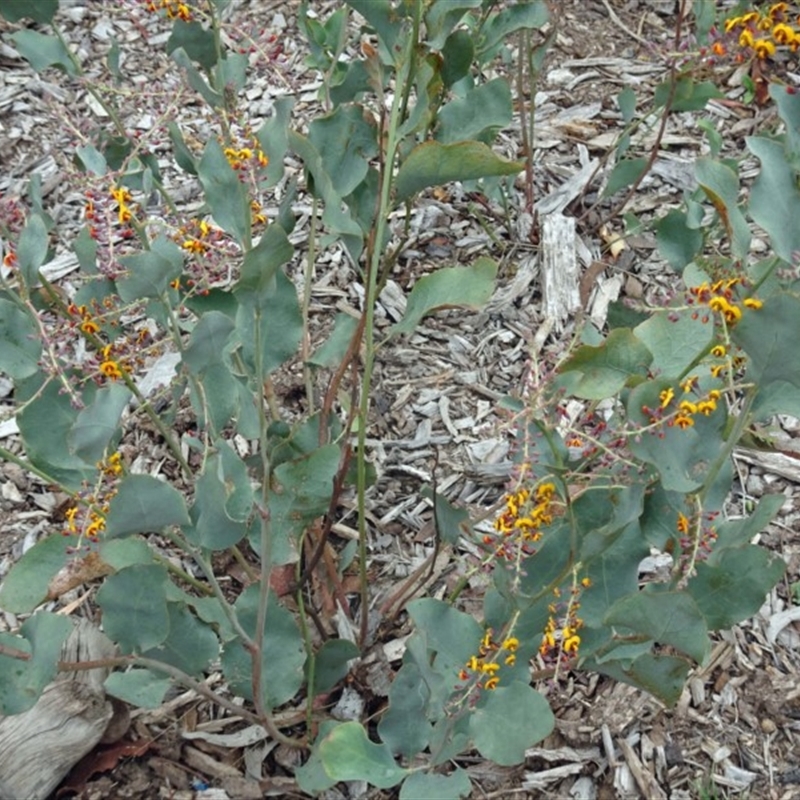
540 213 580 331
0 619 115 800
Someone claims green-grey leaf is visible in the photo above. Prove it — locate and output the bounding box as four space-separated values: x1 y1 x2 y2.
117 236 184 301
437 78 511 145
10 29 77 76
559 328 653 399
746 135 800 264
198 139 250 247
634 310 713 379
1 0 59 24
318 721 408 788
605 591 708 663
96 564 170 652
104 475 190 538
308 104 378 198
69 383 131 463
16 214 49 287
470 683 554 765
0 300 42 380
141 602 219 677
396 141 524 204
695 157 750 259
389 257 498 337
0 534 72 614
105 668 171 708
399 769 472 800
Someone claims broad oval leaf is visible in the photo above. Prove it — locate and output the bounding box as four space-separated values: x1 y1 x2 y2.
395 141 524 204
388 257 498 337
318 721 408 789
470 683 554 765
104 475 190 538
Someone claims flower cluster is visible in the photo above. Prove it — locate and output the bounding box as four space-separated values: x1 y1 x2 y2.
686 277 763 327
648 381 722 431
676 509 720 576
458 630 519 691
486 482 557 558
0 194 27 270
62 454 123 544
539 577 590 664
66 299 149 385
110 186 135 228
224 143 269 172
143 0 192 21
718 3 800 59
170 216 242 294
177 218 218 257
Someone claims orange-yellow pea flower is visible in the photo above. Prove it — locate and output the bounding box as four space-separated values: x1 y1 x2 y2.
100 360 123 380
725 16 743 33
80 319 100 335
772 22 794 43
754 38 777 57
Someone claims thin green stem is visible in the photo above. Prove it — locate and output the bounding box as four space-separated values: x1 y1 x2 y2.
0 444 64 488
302 195 319 413
355 15 417 646
52 26 127 138
160 528 254 648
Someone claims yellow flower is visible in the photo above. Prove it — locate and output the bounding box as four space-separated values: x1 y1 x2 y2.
562 629 581 653
100 360 123 380
724 304 742 323
696 399 717 415
659 387 675 408
772 22 794 43
677 512 690 534
708 297 742 324
484 676 500 690
674 413 694 429
679 400 698 415
744 297 763 309
536 482 556 500
502 637 519 652
182 238 206 254
754 38 777 58
680 376 698 393
80 319 100 335
101 453 124 475
724 16 743 33
739 29 755 48
770 3 789 19
111 186 133 225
